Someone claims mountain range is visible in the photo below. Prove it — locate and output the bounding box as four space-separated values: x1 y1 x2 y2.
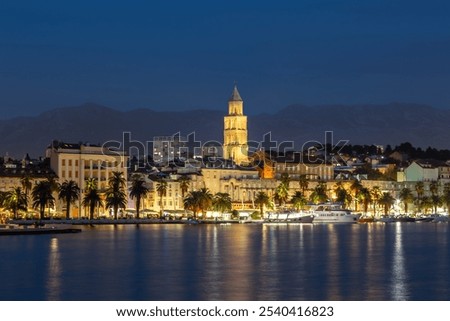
1 102 449 158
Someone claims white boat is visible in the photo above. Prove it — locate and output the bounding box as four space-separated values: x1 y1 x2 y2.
264 211 314 224
309 203 358 223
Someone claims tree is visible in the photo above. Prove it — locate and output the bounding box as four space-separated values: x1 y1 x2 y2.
420 196 433 214
429 181 440 196
156 179 168 218
198 188 213 218
184 191 202 218
309 181 328 204
274 173 291 206
291 191 307 211
298 175 309 194
275 183 289 206
85 177 98 191
58 180 80 219
334 182 352 209
254 191 271 216
213 192 232 216
443 183 450 212
32 181 55 220
431 195 442 214
82 186 103 220
379 192 395 215
399 187 414 214
370 186 382 216
350 180 363 211
105 171 127 220
129 176 149 219
280 173 290 188
415 182 425 199
20 175 32 207
358 187 372 214
4 187 28 219
177 175 191 199
183 188 213 219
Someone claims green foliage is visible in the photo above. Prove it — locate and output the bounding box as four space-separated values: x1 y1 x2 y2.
106 171 127 220
251 211 261 220
309 181 328 204
32 181 55 220
213 192 232 214
58 180 80 219
130 176 149 219
254 191 271 215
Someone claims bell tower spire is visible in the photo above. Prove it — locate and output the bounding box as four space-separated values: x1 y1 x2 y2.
223 84 248 165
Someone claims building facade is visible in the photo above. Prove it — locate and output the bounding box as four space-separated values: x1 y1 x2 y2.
152 135 187 163
47 141 128 218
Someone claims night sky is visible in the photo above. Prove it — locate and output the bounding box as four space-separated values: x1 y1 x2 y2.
1 0 450 118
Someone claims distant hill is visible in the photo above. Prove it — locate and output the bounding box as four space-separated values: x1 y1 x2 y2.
1 102 449 158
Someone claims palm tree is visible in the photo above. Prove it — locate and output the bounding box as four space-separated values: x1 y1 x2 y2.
20 175 32 208
370 186 381 217
430 194 442 214
213 192 232 216
105 171 127 220
415 181 425 199
198 187 213 218
4 187 28 219
350 180 363 211
58 180 80 219
82 187 103 220
130 176 149 219
429 181 440 196
291 191 307 211
85 177 98 191
420 196 433 214
442 184 450 212
399 187 414 214
46 176 59 193
309 181 328 204
298 175 309 195
177 175 191 199
32 181 55 220
280 173 290 188
275 183 289 206
254 191 271 216
156 179 168 218
379 192 395 215
334 182 352 209
357 187 372 214
0 191 6 207
183 191 202 218
183 189 212 219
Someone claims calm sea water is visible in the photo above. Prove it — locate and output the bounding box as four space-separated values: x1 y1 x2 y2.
1 223 449 301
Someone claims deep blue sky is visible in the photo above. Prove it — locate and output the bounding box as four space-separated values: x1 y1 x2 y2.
1 0 450 118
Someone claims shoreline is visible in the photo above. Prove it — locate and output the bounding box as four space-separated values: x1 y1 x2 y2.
7 218 250 226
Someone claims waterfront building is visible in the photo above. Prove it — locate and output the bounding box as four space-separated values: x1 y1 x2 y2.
274 154 334 181
223 85 249 166
201 166 277 210
46 141 128 218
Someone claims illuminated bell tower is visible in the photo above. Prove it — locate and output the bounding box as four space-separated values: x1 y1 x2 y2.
223 85 248 165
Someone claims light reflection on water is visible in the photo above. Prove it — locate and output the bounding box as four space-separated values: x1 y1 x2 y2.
391 223 409 300
46 238 61 300
0 223 449 300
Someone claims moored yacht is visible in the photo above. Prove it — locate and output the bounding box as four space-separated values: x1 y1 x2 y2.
310 203 358 223
264 210 314 224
